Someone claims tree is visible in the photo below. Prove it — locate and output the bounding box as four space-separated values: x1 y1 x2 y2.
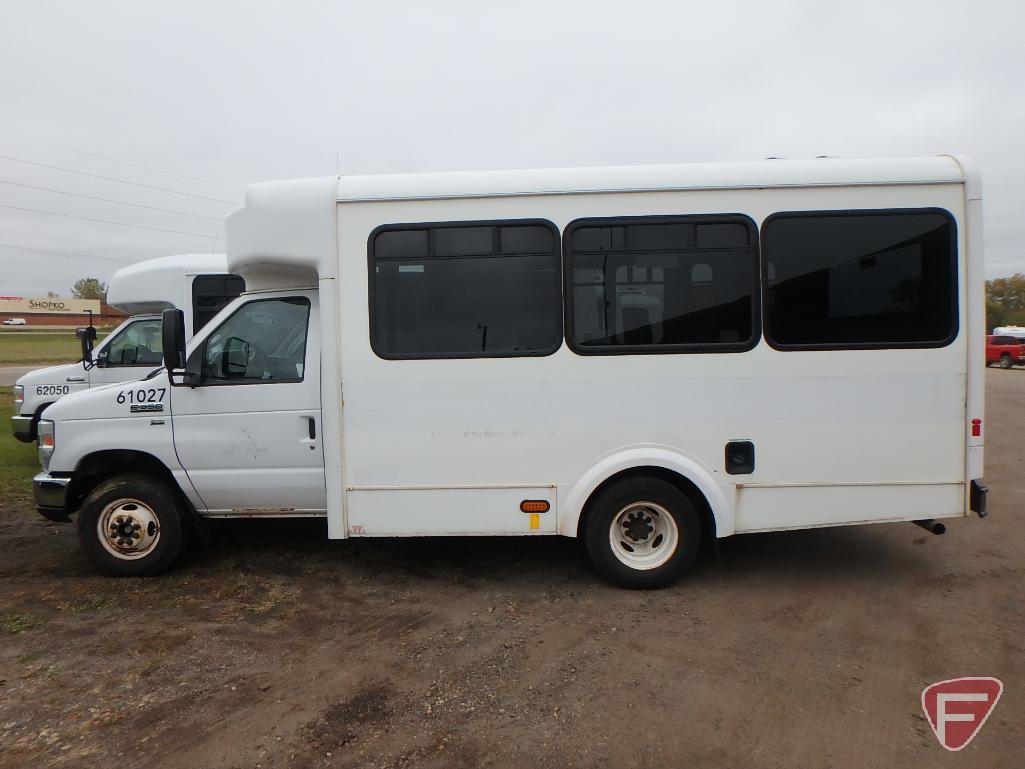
986 273 1025 330
70 278 107 302
46 291 60 299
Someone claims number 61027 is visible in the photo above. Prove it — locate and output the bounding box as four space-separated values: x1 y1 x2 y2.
116 388 166 405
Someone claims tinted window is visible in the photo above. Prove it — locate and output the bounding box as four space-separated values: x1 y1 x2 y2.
564 216 758 352
370 221 561 358
763 210 956 348
192 274 246 333
103 318 163 366
201 297 310 383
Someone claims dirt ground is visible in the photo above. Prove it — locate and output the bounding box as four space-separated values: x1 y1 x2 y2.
1 372 1022 769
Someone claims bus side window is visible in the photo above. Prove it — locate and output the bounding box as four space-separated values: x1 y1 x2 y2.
763 210 956 348
566 216 758 353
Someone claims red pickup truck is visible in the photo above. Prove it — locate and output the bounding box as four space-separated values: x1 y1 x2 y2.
986 335 1025 368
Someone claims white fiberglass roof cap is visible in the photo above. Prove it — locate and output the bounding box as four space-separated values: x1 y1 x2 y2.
106 253 228 315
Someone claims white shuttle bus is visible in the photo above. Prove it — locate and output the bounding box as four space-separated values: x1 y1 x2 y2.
11 254 244 442
32 157 987 587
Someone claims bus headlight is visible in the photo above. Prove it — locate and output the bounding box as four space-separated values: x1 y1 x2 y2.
13 384 24 410
37 420 55 470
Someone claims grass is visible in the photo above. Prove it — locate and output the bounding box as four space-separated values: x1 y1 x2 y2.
0 331 108 366
0 387 39 511
3 613 36 634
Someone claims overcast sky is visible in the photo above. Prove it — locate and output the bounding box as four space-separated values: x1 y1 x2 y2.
1 0 1022 297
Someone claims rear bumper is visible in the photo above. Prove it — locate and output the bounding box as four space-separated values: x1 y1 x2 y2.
11 414 34 443
970 479 988 517
33 472 72 523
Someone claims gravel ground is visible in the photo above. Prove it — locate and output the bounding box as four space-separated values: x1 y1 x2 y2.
0 370 1021 768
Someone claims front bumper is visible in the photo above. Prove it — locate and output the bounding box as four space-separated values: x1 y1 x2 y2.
11 414 34 443
33 472 72 522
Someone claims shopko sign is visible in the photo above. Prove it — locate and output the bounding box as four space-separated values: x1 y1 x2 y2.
0 297 100 314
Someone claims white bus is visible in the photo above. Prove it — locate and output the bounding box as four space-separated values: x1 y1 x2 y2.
11 254 244 442
32 157 986 587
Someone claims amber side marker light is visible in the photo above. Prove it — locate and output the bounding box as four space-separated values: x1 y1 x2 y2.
520 500 550 514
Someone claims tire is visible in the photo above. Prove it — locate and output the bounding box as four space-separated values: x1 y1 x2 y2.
77 474 185 576
1000 354 1013 369
584 476 701 589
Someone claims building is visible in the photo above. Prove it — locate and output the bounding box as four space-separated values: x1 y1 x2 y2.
0 297 127 328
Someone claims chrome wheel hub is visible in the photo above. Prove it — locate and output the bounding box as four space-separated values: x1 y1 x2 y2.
609 501 678 570
97 499 160 560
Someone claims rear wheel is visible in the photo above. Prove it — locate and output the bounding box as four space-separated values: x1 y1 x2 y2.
77 474 185 576
584 476 701 589
1000 353 1013 369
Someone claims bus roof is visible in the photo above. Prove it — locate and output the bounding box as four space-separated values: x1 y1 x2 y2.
106 253 228 315
334 155 971 202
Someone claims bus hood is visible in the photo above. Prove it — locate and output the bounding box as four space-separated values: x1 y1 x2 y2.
41 372 169 423
16 362 87 388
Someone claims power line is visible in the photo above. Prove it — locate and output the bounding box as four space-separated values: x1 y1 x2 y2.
0 153 240 205
0 203 223 240
0 179 223 221
0 242 139 264
0 129 245 193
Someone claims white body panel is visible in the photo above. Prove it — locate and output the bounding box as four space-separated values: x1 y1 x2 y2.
43 377 191 500
332 180 970 538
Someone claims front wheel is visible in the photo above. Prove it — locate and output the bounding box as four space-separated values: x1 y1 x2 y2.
584 477 701 589
77 474 185 576
1000 353 1013 369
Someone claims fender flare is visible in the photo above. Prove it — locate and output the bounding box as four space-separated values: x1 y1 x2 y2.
558 444 734 538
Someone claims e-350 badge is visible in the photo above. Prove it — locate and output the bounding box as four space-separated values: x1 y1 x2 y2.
130 403 164 413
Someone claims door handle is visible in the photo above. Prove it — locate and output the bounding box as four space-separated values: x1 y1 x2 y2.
66 376 86 382
303 417 317 451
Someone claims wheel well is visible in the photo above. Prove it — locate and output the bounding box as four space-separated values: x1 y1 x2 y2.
21 403 54 441
67 450 191 517
576 466 716 542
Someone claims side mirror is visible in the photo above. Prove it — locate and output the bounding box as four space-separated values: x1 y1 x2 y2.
161 308 188 385
76 324 97 367
220 336 250 379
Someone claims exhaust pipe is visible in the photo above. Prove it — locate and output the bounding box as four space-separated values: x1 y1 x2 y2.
913 519 946 536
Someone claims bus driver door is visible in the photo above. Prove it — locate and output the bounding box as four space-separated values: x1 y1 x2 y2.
169 293 326 516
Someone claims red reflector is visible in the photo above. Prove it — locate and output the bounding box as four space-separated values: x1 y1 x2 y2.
971 418 982 438
520 500 550 514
